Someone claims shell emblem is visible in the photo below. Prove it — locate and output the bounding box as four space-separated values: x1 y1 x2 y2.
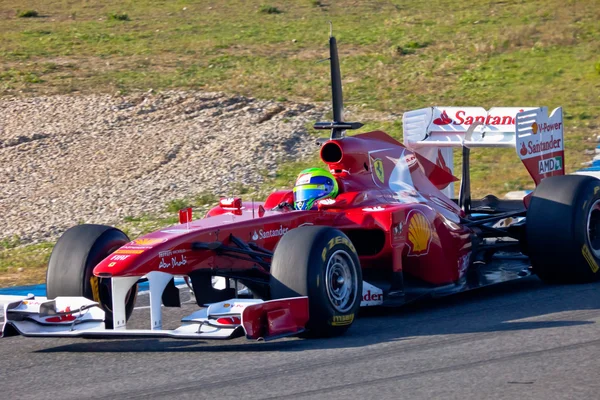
406 210 432 256
373 158 385 183
133 238 166 246
531 122 538 135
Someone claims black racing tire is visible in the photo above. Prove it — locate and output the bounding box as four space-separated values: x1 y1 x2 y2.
270 226 362 337
527 175 600 283
46 224 137 328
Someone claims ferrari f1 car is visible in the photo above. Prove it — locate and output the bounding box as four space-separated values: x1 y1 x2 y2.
3 34 599 341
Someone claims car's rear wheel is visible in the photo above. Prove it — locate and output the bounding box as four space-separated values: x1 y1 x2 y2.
270 226 362 337
47 224 137 328
527 175 600 283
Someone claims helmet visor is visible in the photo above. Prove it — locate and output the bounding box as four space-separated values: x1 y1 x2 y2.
293 184 330 203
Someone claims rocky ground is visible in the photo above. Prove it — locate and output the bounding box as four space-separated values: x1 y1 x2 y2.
0 91 326 244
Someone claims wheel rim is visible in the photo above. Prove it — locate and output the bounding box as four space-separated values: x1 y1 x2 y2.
587 199 600 258
325 250 358 313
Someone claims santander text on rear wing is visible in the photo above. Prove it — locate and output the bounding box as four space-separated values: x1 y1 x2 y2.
402 106 564 187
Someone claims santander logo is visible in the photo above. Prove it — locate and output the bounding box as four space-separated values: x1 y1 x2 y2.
433 110 452 125
433 109 524 126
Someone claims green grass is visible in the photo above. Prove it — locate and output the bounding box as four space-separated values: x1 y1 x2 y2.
17 10 39 18
107 12 130 21
2 0 600 285
259 5 282 14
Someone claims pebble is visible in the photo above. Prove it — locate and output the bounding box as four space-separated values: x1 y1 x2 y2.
0 91 326 244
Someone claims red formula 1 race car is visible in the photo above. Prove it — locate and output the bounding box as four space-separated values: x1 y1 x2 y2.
3 35 600 341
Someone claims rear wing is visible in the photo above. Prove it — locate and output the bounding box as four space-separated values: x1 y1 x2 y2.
403 106 564 194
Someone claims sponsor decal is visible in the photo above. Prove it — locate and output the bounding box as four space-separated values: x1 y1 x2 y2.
251 225 289 241
45 307 76 323
158 249 187 258
110 255 129 261
538 156 563 174
433 110 452 125
373 158 385 183
158 254 187 269
582 245 599 274
108 262 116 267
363 290 383 302
133 238 166 246
22 300 42 306
331 314 354 326
406 210 432 257
114 249 145 255
433 109 523 126
223 303 231 308
405 153 418 168
321 236 357 261
519 136 562 157
363 206 385 212
536 121 562 134
296 174 312 185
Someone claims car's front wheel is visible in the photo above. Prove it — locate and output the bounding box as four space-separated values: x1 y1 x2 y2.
46 224 137 328
270 226 362 337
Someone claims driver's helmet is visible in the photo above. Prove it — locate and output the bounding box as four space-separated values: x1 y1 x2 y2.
293 167 339 210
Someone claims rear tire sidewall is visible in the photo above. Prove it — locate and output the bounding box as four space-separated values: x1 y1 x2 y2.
527 176 600 283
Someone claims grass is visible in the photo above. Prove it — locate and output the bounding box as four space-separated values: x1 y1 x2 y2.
1 0 600 285
107 12 130 21
259 5 282 14
17 10 39 18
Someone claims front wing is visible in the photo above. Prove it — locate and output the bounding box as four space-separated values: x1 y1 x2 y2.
2 296 309 341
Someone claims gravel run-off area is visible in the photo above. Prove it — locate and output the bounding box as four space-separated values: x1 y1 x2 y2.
0 91 326 244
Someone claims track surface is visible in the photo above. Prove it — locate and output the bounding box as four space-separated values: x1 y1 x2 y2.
1 277 599 399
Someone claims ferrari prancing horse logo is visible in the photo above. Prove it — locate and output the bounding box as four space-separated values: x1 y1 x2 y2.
373 158 385 183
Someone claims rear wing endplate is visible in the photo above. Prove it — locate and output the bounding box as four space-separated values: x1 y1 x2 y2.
403 106 564 189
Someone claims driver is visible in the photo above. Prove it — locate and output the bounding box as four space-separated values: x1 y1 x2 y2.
293 167 339 210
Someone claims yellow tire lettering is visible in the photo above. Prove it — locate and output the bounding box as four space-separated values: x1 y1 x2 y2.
331 313 355 326
90 276 100 303
582 245 599 273
328 236 357 254
322 247 327 261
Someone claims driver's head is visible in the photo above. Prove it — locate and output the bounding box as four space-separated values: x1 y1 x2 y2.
293 167 339 210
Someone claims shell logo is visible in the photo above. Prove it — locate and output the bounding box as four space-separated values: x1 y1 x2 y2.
133 238 165 246
406 210 432 256
531 122 538 135
373 158 385 183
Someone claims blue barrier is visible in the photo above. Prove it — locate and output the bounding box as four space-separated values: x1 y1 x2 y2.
0 277 187 297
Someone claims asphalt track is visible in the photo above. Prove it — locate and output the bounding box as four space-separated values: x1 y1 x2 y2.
1 277 599 400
